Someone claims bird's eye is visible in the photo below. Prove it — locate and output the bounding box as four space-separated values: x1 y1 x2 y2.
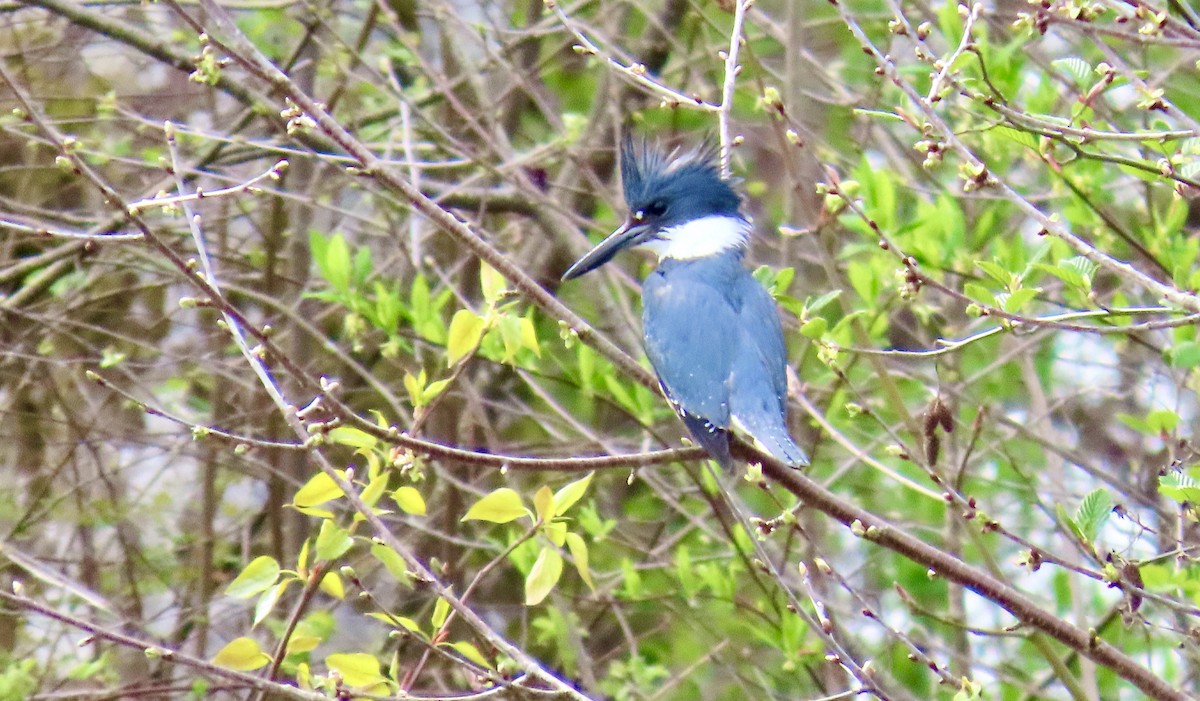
644 200 667 218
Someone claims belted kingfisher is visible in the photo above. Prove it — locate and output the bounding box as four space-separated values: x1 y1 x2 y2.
562 138 809 469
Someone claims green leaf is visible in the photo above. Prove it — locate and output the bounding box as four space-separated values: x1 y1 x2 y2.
519 316 541 357
1170 342 1200 370
1159 472 1200 503
1002 287 1039 314
803 289 842 316
1051 57 1092 85
254 580 288 626
1056 503 1085 544
975 260 1012 287
293 471 345 508
211 637 270 671
315 520 353 561
1074 488 1113 543
370 543 411 583
799 317 827 339
360 474 388 509
533 485 555 522
553 472 593 515
322 234 352 293
446 641 491 669
431 596 451 630
352 245 372 287
327 426 377 450
325 652 388 689
461 488 527 523
392 486 427 516
226 556 281 599
422 379 451 404
480 262 506 303
525 546 563 605
319 570 344 600
544 520 567 547
1146 408 1180 434
447 309 485 366
565 532 594 591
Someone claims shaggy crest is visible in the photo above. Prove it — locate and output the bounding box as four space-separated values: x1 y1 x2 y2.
619 137 737 216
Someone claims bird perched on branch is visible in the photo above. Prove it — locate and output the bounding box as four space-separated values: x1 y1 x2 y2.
562 138 808 469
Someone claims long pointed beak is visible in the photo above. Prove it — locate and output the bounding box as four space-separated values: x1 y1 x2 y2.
562 219 651 281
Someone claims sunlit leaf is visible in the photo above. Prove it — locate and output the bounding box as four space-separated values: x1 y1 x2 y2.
553 472 593 516
360 474 388 509
370 543 411 584
287 634 322 655
519 316 540 357
1074 488 1113 544
525 546 563 606
226 556 280 599
325 652 388 689
480 263 507 304
446 641 491 669
327 426 376 450
319 570 344 600
293 472 344 509
212 637 270 671
254 580 289 625
1160 472 1200 503
565 532 594 591
315 520 353 561
447 309 485 366
392 486 427 516
461 488 527 523
533 485 555 523
431 596 451 630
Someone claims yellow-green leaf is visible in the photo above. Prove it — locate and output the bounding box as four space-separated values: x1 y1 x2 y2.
553 472 593 515
254 580 289 625
392 486 427 516
293 471 344 508
325 652 388 689
212 637 270 671
360 474 388 509
226 555 280 599
544 520 567 547
319 570 345 600
370 543 411 584
368 612 424 636
565 532 595 591
446 640 491 669
315 520 353 561
327 426 376 450
480 263 507 304
525 546 563 606
403 371 424 405
461 488 526 523
533 485 555 523
431 596 451 630
519 316 540 357
447 309 485 366
287 634 322 655
297 538 310 576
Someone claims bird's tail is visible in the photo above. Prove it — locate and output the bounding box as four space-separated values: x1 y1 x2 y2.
680 413 733 470
738 415 809 469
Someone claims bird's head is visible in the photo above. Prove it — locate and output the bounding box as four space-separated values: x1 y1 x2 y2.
562 137 748 281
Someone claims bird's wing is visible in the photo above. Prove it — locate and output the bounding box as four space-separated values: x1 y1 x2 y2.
642 267 736 431
729 276 808 467
735 276 789 407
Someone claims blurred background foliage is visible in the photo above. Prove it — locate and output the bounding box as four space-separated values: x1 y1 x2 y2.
1 0 1199 699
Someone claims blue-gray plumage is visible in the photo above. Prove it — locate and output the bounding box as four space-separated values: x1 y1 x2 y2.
562 138 808 469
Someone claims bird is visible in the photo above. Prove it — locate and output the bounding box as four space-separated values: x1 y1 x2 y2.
562 137 809 470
